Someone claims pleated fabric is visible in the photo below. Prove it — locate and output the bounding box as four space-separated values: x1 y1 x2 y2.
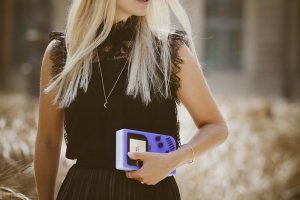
56 163 181 200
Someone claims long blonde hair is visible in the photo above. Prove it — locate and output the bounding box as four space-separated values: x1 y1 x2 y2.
44 0 198 108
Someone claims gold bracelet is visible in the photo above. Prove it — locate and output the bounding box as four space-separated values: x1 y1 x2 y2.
181 143 195 164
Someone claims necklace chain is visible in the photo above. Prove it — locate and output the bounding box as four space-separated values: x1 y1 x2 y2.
96 50 129 109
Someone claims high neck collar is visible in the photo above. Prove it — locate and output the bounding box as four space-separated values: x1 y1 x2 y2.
111 15 139 32
96 15 139 42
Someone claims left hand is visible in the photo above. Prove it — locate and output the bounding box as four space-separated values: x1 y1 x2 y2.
125 151 176 185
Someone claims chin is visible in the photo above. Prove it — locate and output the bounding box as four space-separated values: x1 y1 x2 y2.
127 9 148 17
131 11 147 17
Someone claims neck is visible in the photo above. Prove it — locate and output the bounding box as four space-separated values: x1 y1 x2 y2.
114 10 132 25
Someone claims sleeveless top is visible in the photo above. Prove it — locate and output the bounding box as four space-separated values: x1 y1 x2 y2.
48 15 190 169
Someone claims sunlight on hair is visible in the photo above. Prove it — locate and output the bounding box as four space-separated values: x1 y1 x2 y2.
44 0 199 109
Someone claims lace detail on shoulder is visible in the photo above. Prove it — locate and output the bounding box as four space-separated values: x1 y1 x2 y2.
48 31 67 78
168 30 190 104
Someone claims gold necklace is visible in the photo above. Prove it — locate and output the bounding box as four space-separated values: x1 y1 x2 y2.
96 50 129 109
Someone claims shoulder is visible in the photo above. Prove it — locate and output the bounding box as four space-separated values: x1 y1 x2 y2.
154 29 190 52
168 29 196 64
168 29 190 48
166 29 193 67
167 29 197 104
47 31 67 77
167 29 192 66
48 31 66 54
49 31 65 43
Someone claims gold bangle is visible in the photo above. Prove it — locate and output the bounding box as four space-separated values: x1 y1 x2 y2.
182 143 195 164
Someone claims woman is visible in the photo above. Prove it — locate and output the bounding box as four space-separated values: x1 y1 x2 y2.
34 0 228 199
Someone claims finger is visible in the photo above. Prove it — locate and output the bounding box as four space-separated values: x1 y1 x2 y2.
125 171 130 178
125 171 133 179
126 170 137 179
126 170 142 180
128 152 147 160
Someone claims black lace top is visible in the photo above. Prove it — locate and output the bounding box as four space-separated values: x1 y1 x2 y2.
48 15 190 169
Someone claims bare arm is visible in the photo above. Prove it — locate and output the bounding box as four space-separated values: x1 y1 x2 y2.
124 42 229 185
169 43 229 168
34 40 64 200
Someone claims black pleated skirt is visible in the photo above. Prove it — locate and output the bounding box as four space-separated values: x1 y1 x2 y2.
56 163 181 200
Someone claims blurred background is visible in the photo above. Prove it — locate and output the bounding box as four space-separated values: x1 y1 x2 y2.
0 0 299 199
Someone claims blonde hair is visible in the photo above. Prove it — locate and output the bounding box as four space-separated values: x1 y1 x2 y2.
44 0 198 108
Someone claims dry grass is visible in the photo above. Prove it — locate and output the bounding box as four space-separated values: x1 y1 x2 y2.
0 92 299 200
0 92 37 199
176 96 300 200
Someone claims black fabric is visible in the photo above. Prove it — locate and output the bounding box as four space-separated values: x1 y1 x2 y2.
56 164 181 200
48 15 188 200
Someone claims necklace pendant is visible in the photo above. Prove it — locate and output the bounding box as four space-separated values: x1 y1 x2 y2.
104 101 108 108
